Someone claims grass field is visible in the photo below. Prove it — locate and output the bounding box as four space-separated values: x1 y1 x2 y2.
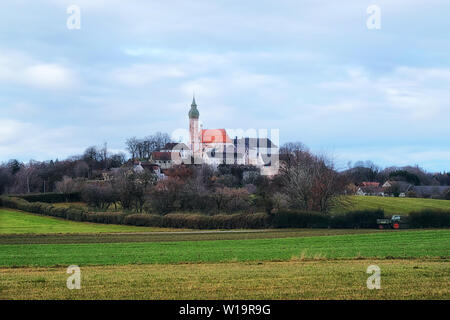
0 209 188 234
0 207 449 299
332 195 450 214
1 260 448 299
1 230 448 267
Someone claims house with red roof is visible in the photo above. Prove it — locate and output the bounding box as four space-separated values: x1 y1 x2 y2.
148 97 279 174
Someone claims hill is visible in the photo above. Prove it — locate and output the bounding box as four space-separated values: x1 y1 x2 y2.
0 209 186 234
332 196 450 215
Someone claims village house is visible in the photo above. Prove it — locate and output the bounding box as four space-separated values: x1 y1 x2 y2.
160 142 190 159
132 161 166 180
411 186 450 198
149 152 173 170
356 182 385 196
356 179 449 199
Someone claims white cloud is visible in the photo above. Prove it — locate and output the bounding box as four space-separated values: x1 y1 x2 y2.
111 64 186 86
24 63 77 90
0 119 32 144
2 102 38 117
0 50 79 91
316 65 450 120
0 118 86 161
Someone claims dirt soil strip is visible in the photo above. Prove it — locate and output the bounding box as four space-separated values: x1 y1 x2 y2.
0 228 384 244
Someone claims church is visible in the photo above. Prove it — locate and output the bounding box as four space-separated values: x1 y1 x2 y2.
146 97 279 175
185 97 279 175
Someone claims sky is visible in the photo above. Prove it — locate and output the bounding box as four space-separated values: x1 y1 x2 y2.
0 0 449 172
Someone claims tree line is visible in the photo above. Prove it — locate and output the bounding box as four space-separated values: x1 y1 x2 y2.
125 132 172 159
342 161 450 186
51 143 347 214
1 133 449 214
0 144 126 195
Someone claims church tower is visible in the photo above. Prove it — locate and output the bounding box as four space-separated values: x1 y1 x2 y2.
189 96 200 156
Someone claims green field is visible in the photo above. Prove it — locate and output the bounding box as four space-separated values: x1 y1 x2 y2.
333 195 450 214
1 230 448 267
0 209 188 234
0 207 449 299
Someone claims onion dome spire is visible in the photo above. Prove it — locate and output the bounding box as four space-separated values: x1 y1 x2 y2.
188 95 199 119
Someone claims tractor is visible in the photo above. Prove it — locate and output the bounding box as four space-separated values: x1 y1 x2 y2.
376 215 408 229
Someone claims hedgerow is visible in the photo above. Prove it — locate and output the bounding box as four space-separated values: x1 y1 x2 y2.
2 195 448 229
9 192 81 203
409 209 450 228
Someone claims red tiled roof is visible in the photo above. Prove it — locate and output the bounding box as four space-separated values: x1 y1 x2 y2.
163 142 189 150
361 182 380 187
152 152 172 161
201 129 232 144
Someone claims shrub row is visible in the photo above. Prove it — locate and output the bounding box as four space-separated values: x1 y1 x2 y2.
409 209 450 228
272 210 329 228
83 210 384 229
124 214 163 226
271 209 385 228
109 213 270 229
0 196 270 229
85 212 127 225
0 196 86 221
10 192 81 203
163 213 270 229
330 210 385 229
82 209 450 229
2 196 449 229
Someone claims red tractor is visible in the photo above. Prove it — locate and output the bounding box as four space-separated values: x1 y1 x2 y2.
376 215 407 229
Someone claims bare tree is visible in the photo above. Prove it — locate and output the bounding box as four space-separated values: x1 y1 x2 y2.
126 132 172 160
10 161 41 194
126 137 140 159
73 161 89 178
150 132 172 151
111 169 156 212
0 165 13 194
99 142 109 169
81 183 116 210
55 176 84 201
278 143 344 212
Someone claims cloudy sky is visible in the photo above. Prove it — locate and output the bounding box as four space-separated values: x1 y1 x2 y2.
0 0 449 171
